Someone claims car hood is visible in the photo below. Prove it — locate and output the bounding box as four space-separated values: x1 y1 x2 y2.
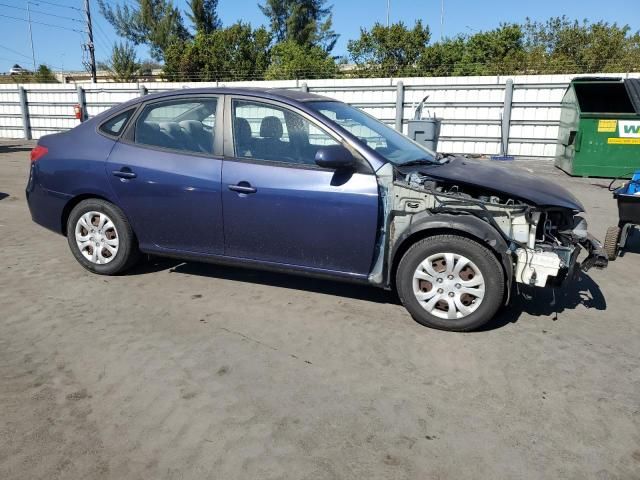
398 157 584 211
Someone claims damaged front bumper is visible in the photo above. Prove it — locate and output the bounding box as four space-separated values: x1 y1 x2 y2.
580 233 609 272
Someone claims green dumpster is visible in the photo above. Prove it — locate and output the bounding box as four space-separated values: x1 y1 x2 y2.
555 77 640 178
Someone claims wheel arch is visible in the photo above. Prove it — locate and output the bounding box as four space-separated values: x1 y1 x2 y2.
388 214 513 302
61 194 117 236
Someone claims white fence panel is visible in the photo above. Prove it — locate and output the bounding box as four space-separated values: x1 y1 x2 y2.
1 73 639 156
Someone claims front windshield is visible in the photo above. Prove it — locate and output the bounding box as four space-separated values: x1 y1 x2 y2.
308 101 436 165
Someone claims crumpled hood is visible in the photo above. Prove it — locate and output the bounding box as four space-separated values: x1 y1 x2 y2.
400 157 585 211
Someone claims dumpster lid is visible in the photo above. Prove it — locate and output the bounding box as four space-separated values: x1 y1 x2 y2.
625 79 640 114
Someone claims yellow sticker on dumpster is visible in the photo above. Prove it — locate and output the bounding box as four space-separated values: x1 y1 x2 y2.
607 137 640 145
598 119 618 133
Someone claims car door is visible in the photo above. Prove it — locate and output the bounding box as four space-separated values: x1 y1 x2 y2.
106 95 225 254
221 96 380 276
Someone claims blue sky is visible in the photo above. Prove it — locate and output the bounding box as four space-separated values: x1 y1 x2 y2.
0 0 638 73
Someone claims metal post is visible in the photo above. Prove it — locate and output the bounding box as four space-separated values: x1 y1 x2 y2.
300 82 308 93
18 86 31 140
501 79 514 156
395 81 404 132
77 85 87 122
139 85 147 96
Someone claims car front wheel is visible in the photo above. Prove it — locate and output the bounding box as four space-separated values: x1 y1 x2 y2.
396 234 505 331
66 199 139 275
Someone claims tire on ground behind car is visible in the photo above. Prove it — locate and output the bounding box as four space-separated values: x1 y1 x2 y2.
66 198 139 275
396 234 505 332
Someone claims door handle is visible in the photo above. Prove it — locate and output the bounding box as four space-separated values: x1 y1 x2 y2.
228 183 257 194
112 168 137 179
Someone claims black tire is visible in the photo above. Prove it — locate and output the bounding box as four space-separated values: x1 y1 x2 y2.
396 234 505 332
66 199 139 275
604 226 621 261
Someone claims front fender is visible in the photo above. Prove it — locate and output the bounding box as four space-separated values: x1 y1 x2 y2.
389 212 514 301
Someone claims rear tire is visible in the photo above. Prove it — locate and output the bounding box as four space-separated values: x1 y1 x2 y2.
604 226 621 261
396 235 505 332
66 199 139 275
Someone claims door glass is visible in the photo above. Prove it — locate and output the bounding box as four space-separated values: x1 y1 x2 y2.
232 99 339 165
134 98 217 154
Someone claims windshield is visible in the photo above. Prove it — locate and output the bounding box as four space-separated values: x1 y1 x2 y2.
308 101 436 165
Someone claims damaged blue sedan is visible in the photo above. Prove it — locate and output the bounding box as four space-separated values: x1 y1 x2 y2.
26 88 607 331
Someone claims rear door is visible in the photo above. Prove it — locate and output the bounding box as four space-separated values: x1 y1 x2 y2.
221 96 379 276
106 95 225 254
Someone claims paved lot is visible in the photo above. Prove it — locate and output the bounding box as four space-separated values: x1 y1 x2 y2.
0 139 639 479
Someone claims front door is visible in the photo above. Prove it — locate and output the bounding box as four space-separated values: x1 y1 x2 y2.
221 97 379 276
107 96 225 254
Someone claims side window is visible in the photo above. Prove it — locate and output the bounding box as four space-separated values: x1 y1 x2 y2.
134 98 217 154
99 109 133 137
232 99 339 166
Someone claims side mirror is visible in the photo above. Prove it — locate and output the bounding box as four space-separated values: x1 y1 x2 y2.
315 145 355 169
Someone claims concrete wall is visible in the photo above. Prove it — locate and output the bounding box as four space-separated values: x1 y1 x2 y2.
1 73 639 158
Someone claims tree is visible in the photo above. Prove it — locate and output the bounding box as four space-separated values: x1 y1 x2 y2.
265 39 337 79
259 0 338 52
163 23 271 81
99 42 141 82
187 0 221 34
348 21 431 77
522 17 637 73
33 65 58 83
97 0 190 61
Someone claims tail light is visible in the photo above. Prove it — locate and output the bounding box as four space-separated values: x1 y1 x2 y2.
30 145 48 163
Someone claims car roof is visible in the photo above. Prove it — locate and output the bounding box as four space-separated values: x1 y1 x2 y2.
135 87 333 105
91 87 339 129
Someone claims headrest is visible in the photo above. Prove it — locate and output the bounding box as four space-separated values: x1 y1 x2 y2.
179 120 204 135
259 116 283 139
234 117 252 142
159 122 182 136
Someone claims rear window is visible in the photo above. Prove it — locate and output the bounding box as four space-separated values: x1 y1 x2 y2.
99 109 134 137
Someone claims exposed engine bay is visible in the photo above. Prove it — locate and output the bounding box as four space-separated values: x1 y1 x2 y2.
370 163 608 290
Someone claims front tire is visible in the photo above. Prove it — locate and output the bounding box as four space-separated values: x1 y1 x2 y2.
66 199 139 275
396 235 505 332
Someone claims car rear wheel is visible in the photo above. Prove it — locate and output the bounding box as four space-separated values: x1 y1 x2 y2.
66 199 139 275
396 234 505 331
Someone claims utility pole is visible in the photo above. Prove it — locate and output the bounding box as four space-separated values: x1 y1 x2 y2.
386 0 390 27
26 1 36 71
83 0 97 83
440 0 445 40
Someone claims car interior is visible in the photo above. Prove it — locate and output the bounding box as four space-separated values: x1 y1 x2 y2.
232 103 337 165
134 101 217 154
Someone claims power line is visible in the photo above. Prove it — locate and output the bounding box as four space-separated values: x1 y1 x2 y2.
0 13 85 33
0 44 32 61
0 2 84 23
30 0 82 11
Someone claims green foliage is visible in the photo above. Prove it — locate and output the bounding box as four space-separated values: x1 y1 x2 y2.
97 0 190 61
187 0 221 34
347 21 431 77
163 23 272 81
521 17 638 73
349 17 640 77
259 0 338 52
99 42 141 82
33 65 58 83
265 39 337 79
